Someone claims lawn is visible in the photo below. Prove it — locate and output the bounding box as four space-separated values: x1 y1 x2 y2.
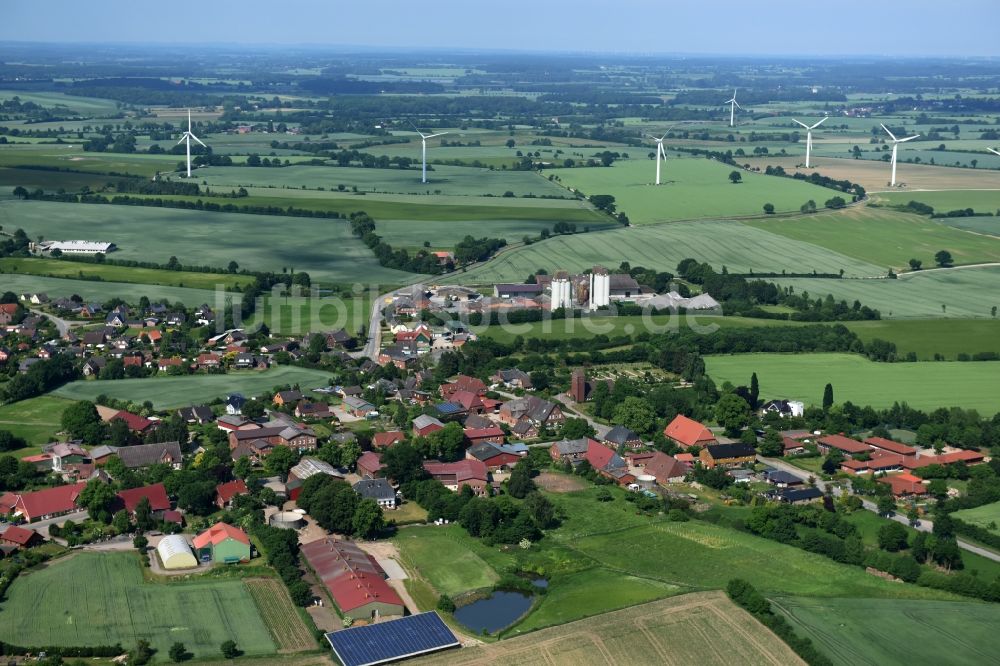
773 596 1000 666
773 266 1000 319
704 352 1000 413
54 366 334 409
0 199 418 285
394 525 506 597
0 257 252 291
0 395 72 451
554 156 839 224
0 552 276 661
745 205 1000 270
953 501 1000 536
457 219 883 285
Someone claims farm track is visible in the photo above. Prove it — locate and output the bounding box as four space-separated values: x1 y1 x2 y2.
246 577 317 653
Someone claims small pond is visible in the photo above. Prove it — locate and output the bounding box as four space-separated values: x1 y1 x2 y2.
453 590 534 634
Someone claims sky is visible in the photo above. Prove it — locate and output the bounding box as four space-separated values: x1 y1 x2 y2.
3 0 999 58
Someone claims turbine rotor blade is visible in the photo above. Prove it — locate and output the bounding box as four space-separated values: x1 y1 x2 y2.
792 119 809 129
191 134 207 147
880 123 897 142
898 134 920 143
811 117 828 129
989 148 1000 157
424 132 448 139
176 135 187 145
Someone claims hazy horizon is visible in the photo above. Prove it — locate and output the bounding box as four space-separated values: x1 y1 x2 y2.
4 0 999 58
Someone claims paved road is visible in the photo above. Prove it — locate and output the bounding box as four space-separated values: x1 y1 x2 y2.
758 456 1000 563
358 287 409 360
28 307 81 337
553 392 611 438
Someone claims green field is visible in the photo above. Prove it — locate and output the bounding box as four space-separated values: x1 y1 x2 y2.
0 552 276 661
0 395 72 451
774 266 1000 319
0 166 120 192
0 199 418 285
931 213 1000 237
953 501 1000 535
0 273 234 307
877 189 1000 214
0 145 179 177
704 352 1000 413
554 156 839 224
54 366 334 409
746 205 1000 270
478 314 793 343
774 596 1000 666
456 219 883 285
846 319 1000 360
0 257 251 290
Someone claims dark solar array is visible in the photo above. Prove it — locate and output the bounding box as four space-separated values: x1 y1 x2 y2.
326 612 459 666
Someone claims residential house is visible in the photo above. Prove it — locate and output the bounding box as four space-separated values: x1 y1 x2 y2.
353 479 397 509
108 410 156 435
357 452 385 480
699 443 756 469
423 459 489 495
603 425 642 450
378 345 415 370
225 394 246 415
372 431 405 449
228 425 317 453
761 399 805 418
491 368 532 390
450 390 485 415
549 438 591 463
0 525 43 549
643 451 688 485
0 303 17 326
765 470 804 487
772 487 824 504
464 425 505 447
196 353 221 369
116 483 171 516
840 450 906 475
215 479 249 508
465 441 523 472
177 405 215 424
274 390 304 406
663 415 717 449
116 441 183 470
440 375 487 399
295 401 333 420
230 438 274 463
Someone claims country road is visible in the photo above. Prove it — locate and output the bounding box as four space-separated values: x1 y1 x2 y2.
758 456 1000 563
28 307 81 337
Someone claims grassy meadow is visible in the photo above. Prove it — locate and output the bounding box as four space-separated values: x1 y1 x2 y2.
555 156 838 224
54 366 333 409
704 352 1000 413
0 395 72 452
0 257 252 290
0 552 276 661
952 501 1000 535
0 273 233 307
876 189 1000 214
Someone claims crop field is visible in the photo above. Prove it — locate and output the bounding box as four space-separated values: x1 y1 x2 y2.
703 352 1000 413
0 273 233 307
930 214 1000 238
456 220 883 285
845 319 1000 360
0 395 72 451
0 89 122 114
0 257 252 290
745 155 1000 192
0 552 276 660
245 294 371 336
0 166 121 192
773 596 1000 666
773 266 1000 319
555 157 837 224
0 199 418 284
54 365 334 409
413 591 804 666
745 205 1000 269
245 578 316 652
876 190 1000 214
0 145 178 177
193 163 569 197
952 501 1000 535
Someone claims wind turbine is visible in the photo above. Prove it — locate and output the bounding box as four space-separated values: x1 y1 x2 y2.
411 123 449 183
881 123 920 187
988 147 1000 157
725 89 742 127
176 109 206 178
792 116 827 169
648 131 669 185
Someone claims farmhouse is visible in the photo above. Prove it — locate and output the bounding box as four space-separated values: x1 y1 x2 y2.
643 451 688 485
423 459 488 494
464 425 505 446
117 441 183 469
699 443 757 469
353 478 397 509
664 415 717 449
604 425 642 450
549 437 592 463
156 534 198 570
0 481 88 522
466 441 524 471
0 525 42 549
300 537 405 620
372 431 405 449
116 483 171 516
193 522 252 564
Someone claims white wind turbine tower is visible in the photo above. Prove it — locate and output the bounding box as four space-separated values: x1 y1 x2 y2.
881 123 920 187
725 89 742 127
792 116 827 169
176 109 206 178
411 123 449 183
648 131 669 185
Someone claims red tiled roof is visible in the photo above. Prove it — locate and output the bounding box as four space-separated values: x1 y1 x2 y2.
0 304 17 315
215 479 248 504
864 437 917 457
450 390 484 411
840 452 904 472
192 522 250 549
325 572 404 613
783 436 805 451
663 415 716 448
372 431 405 448
110 410 154 432
117 483 170 513
675 452 696 463
162 510 183 524
357 451 384 474
423 459 488 483
818 434 869 454
1 525 39 546
464 426 504 440
584 440 616 471
938 450 985 465
1 481 87 521
878 473 927 496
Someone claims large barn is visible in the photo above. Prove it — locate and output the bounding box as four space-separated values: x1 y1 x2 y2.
301 537 405 621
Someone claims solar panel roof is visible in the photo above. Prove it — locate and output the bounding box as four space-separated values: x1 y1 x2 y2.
325 612 460 666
